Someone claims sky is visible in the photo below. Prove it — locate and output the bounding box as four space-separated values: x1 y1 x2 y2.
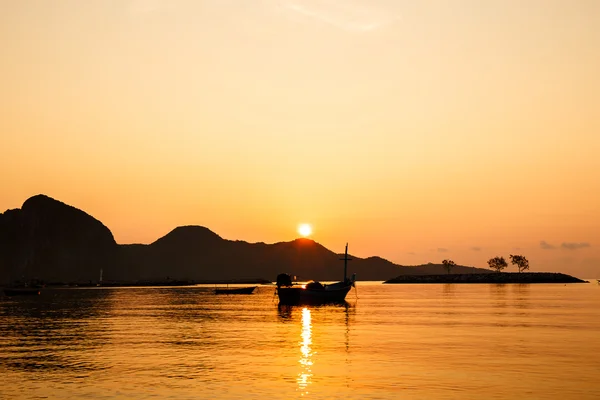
1 0 599 277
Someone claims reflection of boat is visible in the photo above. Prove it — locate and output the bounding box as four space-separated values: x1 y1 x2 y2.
276 244 356 305
214 286 257 295
3 287 41 296
277 301 351 320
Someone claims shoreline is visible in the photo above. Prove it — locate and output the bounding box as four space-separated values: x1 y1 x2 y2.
3 278 272 289
384 272 587 284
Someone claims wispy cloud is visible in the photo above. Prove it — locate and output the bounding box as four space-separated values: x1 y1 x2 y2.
561 242 591 250
437 248 449 253
128 0 166 15
540 240 557 250
280 0 401 33
470 246 481 251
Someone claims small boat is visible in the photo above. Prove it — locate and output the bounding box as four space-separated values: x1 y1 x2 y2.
214 286 257 295
3 287 41 296
276 243 356 305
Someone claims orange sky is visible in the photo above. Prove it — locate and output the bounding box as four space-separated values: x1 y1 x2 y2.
1 1 599 277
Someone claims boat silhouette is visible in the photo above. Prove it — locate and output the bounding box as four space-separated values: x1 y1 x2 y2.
3 287 41 296
214 285 257 295
276 243 356 305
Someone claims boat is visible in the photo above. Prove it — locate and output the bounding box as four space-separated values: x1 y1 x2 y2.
214 286 257 295
276 243 356 305
3 287 41 296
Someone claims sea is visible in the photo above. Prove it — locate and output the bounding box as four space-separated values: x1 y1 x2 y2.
1 281 599 400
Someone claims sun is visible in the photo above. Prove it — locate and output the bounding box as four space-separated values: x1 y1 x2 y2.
297 223 313 237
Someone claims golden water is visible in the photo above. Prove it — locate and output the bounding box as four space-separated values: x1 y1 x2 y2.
1 282 599 399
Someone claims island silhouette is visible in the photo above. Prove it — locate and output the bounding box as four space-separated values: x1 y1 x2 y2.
0 195 586 286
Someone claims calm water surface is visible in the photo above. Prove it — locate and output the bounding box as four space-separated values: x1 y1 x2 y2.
1 282 599 399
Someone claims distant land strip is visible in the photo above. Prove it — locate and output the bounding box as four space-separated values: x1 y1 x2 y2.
384 272 588 284
46 278 272 288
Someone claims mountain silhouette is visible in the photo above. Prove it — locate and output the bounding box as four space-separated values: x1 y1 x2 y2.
0 195 116 284
0 195 490 285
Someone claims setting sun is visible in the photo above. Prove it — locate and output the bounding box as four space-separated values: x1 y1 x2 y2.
298 224 313 237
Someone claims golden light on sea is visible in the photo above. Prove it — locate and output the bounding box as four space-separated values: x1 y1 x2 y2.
297 307 313 395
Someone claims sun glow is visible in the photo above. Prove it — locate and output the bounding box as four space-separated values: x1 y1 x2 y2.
298 223 313 237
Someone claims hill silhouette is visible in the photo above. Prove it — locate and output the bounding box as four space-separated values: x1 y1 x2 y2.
0 195 491 285
0 195 116 284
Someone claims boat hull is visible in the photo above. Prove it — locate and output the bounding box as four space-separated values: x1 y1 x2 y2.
215 286 256 295
277 285 352 305
3 288 41 296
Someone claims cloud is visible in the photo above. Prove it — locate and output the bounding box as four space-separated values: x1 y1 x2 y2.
561 242 591 250
540 241 557 250
128 0 166 15
470 246 482 251
281 0 401 32
437 248 449 253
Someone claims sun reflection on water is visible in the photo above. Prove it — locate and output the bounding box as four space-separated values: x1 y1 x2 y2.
297 307 313 395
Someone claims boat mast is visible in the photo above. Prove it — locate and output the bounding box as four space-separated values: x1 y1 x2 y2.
340 243 352 282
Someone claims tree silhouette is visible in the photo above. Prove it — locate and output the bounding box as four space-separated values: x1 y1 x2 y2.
510 254 529 273
442 259 456 274
487 256 507 273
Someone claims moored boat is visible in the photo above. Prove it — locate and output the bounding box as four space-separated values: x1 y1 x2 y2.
214 286 257 295
3 287 41 296
276 243 356 305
